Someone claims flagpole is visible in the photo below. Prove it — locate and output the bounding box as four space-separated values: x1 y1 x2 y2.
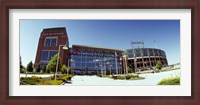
154 40 158 48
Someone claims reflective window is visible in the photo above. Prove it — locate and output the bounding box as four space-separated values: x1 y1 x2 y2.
126 49 133 58
49 51 57 60
51 38 57 46
143 49 148 56
41 51 48 61
70 49 120 72
40 62 48 68
135 49 141 57
45 39 51 46
154 49 159 56
41 50 57 62
160 50 166 57
44 37 57 46
149 49 154 56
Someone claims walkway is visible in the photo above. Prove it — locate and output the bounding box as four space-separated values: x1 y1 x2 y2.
64 70 180 86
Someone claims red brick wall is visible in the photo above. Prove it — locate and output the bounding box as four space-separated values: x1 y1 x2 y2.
34 28 69 68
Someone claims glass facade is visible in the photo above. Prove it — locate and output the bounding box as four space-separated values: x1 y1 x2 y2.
41 50 57 62
70 49 120 74
44 37 57 46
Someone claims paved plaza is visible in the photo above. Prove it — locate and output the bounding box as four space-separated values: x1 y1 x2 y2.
64 69 180 86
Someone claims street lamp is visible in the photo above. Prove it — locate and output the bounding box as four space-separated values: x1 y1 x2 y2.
110 65 112 75
95 66 98 75
73 63 76 75
100 65 102 76
55 44 68 80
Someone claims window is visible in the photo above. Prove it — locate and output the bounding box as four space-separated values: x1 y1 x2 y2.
154 49 159 56
41 51 49 61
51 38 57 46
143 49 148 56
41 50 57 62
49 51 57 60
135 49 141 57
44 37 57 46
70 50 121 72
149 49 154 56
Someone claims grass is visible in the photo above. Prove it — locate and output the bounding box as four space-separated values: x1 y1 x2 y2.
20 74 73 85
160 67 180 73
157 76 180 85
36 80 63 85
100 74 145 80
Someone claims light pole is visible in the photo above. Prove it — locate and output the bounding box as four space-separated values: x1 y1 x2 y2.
73 63 76 75
100 64 102 76
25 69 28 78
95 65 98 75
55 44 68 80
110 65 112 75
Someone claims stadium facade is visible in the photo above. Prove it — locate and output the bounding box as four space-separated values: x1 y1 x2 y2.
34 27 168 74
125 48 168 73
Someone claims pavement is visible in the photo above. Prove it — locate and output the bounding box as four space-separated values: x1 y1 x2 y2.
64 69 180 86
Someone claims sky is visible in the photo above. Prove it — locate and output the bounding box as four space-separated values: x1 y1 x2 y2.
20 20 180 66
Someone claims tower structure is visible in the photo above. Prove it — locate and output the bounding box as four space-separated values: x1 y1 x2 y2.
34 27 69 71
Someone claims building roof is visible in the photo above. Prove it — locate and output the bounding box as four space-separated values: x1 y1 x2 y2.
126 48 164 51
42 27 67 33
72 44 123 52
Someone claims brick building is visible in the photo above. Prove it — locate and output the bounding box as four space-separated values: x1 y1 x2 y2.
34 27 70 71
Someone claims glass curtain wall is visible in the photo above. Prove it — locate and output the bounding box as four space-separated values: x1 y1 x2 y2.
71 49 120 74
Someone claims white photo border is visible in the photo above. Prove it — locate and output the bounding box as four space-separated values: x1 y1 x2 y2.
9 9 191 96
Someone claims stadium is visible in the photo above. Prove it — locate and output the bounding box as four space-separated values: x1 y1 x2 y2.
34 27 168 74
125 48 168 73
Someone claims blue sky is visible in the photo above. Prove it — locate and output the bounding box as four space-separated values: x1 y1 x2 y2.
20 20 180 66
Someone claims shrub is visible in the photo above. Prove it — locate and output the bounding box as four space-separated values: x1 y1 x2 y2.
108 75 113 78
61 65 70 74
112 75 117 79
96 74 102 77
125 75 132 80
156 61 163 70
26 61 33 72
157 77 180 85
53 74 73 82
154 70 160 73
110 74 143 80
20 68 26 73
116 75 126 80
46 54 62 77
66 76 72 81
125 74 140 80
